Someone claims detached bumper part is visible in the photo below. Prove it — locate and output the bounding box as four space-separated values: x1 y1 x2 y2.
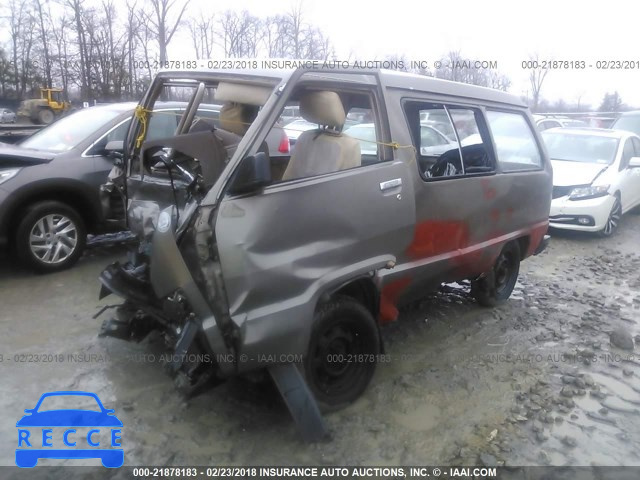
268 364 329 443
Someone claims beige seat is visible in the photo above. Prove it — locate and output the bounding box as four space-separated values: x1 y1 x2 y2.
282 91 361 181
215 102 269 159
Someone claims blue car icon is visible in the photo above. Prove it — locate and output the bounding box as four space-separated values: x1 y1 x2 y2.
16 391 123 468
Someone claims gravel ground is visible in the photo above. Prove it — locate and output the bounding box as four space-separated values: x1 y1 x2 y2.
0 215 639 474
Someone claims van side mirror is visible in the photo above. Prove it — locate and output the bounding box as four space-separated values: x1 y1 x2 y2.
628 156 640 168
228 152 271 195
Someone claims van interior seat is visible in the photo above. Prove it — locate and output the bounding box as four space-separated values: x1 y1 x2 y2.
218 102 269 159
282 91 361 181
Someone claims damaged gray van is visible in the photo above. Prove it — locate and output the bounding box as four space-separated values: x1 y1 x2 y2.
98 67 551 438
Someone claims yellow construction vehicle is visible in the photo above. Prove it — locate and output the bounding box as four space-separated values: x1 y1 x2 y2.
17 88 71 125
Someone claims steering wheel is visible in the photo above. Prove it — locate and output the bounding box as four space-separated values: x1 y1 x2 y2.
165 82 205 164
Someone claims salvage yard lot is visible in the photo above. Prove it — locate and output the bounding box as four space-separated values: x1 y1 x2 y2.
0 218 639 468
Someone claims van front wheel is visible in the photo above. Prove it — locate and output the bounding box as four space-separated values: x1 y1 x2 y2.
304 296 380 411
471 242 520 307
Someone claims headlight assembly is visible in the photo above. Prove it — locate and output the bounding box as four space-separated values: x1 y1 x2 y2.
0 168 20 186
569 184 610 200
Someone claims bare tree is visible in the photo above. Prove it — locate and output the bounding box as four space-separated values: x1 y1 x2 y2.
434 51 511 91
125 1 138 97
134 10 155 83
33 0 53 88
141 0 190 64
48 8 73 99
188 11 215 59
528 53 549 112
259 3 332 60
7 0 34 97
262 15 289 58
65 0 92 100
488 71 511 92
216 10 258 57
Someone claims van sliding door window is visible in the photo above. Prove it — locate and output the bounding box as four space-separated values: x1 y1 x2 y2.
486 110 543 171
405 102 494 180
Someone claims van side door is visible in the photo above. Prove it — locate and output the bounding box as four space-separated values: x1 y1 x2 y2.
213 91 416 359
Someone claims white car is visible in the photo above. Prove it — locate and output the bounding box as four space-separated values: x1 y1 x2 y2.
283 118 318 144
542 128 640 236
536 116 587 131
343 122 455 156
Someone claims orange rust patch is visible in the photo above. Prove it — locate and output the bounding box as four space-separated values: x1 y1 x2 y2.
379 277 411 324
407 221 470 260
526 223 549 256
481 178 497 200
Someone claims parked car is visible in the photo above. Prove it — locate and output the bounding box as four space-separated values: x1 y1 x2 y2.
283 118 318 144
97 67 551 439
343 122 456 158
585 116 616 129
542 127 640 236
536 116 588 131
611 111 640 136
0 101 287 272
0 108 16 123
279 105 300 125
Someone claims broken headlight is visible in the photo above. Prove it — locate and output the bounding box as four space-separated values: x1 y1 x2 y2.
569 184 609 200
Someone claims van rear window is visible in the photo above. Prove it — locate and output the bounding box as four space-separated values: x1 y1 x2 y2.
486 111 542 171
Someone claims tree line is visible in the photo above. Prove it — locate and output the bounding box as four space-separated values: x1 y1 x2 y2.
0 0 336 103
4 0 623 113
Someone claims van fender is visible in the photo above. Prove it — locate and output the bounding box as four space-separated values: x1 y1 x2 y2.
150 207 234 375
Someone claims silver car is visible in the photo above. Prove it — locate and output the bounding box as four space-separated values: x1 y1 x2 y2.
0 108 16 123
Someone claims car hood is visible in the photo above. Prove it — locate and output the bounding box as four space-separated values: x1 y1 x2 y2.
0 144 57 168
16 410 123 427
550 159 609 187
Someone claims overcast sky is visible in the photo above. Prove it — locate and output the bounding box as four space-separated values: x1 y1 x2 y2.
2 0 638 109
179 0 640 109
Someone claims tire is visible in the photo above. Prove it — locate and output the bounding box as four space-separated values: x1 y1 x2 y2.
303 295 380 410
38 108 55 124
599 195 622 237
471 241 521 307
15 201 87 273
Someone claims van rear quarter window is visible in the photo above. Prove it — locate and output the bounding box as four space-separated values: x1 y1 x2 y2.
486 110 542 171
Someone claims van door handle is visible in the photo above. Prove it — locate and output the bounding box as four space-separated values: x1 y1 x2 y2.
380 178 402 191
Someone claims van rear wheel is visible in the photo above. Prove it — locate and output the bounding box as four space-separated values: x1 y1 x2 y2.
471 242 520 307
304 296 380 411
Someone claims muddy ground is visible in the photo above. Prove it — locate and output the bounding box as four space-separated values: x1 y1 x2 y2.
0 216 639 474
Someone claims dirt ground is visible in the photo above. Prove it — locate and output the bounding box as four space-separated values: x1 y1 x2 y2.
0 215 639 474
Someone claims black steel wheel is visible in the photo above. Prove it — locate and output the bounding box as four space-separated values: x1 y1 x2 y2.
304 296 380 410
471 241 521 307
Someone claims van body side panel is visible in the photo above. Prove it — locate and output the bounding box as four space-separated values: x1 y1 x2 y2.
214 162 416 371
376 88 552 316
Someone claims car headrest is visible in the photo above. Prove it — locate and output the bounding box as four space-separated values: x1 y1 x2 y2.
215 82 272 106
219 103 247 136
300 91 345 129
